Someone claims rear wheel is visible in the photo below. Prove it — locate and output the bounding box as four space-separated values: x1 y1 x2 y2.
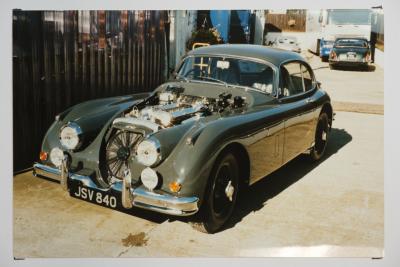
309 113 329 161
192 152 239 233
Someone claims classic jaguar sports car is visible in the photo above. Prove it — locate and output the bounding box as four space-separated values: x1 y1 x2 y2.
329 37 371 69
33 44 333 233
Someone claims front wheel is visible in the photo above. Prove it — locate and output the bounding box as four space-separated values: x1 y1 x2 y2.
309 113 330 161
192 152 239 233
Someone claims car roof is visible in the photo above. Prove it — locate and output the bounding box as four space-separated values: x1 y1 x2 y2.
187 44 304 66
334 36 368 41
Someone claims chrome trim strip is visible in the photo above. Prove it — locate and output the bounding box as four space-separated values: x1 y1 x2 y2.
32 163 199 216
132 187 199 216
178 54 279 96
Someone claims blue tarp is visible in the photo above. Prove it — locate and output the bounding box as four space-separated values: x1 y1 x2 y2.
235 10 251 40
210 10 230 43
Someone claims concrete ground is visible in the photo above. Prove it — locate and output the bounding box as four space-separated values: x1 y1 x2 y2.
13 111 383 258
304 52 384 109
13 51 384 258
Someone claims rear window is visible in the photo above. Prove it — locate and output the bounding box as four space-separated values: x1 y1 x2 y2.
335 39 368 48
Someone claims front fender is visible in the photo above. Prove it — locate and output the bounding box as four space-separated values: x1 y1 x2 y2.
40 93 150 166
157 113 261 205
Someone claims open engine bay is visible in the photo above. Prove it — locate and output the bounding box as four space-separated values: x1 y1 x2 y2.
115 85 247 131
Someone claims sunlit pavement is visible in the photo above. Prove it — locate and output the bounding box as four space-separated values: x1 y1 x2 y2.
306 52 384 107
13 111 383 258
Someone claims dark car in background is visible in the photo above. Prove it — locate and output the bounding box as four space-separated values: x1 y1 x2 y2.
329 37 371 69
33 44 333 233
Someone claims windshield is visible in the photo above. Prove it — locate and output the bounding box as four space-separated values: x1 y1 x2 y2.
177 56 275 94
335 39 368 48
327 9 371 25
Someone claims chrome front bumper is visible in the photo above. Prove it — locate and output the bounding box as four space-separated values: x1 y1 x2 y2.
33 163 199 216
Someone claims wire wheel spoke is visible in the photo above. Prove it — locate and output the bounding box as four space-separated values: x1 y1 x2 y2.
106 155 118 165
104 130 141 182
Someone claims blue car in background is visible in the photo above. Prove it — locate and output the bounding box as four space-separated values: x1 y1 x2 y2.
319 38 335 61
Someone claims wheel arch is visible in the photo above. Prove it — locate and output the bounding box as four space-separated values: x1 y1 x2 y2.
219 142 251 188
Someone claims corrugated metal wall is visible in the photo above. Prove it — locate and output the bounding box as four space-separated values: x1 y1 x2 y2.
13 10 169 172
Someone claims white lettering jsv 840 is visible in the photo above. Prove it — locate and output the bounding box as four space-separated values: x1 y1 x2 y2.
74 186 117 208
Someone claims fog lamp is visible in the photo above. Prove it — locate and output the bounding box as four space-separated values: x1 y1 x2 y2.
50 147 64 168
141 167 159 191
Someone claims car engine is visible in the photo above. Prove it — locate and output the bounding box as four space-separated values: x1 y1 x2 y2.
126 91 212 128
120 85 247 131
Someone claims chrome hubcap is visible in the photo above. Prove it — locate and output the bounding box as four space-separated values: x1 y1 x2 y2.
225 180 235 202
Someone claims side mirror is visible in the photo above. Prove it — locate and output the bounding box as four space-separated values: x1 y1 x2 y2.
317 81 322 88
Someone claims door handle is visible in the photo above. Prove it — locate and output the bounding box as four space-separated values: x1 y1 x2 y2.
306 98 315 103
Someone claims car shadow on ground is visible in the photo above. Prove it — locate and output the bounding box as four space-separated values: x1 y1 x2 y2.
74 127 352 228
222 127 353 231
331 64 376 72
119 206 169 224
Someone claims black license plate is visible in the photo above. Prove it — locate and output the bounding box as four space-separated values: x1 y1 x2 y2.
69 179 123 210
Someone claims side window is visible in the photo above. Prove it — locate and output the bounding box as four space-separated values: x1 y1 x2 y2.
279 62 315 97
238 61 274 94
301 64 314 91
279 62 304 97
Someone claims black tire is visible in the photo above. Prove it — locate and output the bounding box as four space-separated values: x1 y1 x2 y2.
192 152 239 233
309 113 329 161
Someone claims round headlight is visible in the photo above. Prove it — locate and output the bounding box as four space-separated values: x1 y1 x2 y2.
60 122 82 150
136 139 161 166
50 147 64 167
141 167 159 190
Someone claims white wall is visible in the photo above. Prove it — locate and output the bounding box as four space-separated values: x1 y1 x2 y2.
264 32 320 51
253 10 265 45
169 10 197 71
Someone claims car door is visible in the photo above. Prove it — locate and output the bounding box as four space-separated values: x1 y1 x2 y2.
279 61 318 164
